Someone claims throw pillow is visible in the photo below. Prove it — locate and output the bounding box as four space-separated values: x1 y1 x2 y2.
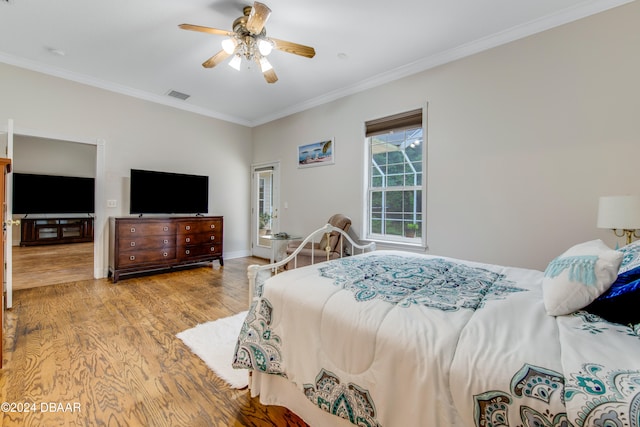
585 265 640 325
618 240 640 274
543 239 622 316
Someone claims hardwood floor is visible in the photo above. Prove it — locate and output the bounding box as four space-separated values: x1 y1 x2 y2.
1 254 309 426
12 242 94 290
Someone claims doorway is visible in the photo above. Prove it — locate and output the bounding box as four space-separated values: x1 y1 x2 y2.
11 134 99 290
251 162 280 260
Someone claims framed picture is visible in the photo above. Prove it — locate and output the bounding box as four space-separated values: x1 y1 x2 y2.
297 138 334 168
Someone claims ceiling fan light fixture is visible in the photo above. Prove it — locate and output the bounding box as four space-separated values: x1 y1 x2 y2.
221 37 236 54
259 57 273 72
180 1 315 83
229 55 242 71
258 38 273 56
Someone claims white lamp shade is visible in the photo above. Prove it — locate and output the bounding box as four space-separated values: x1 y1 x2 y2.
259 57 272 72
597 195 640 229
258 39 273 56
228 55 242 71
221 38 236 54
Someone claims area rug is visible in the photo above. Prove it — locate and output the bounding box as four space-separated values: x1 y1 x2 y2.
177 311 249 389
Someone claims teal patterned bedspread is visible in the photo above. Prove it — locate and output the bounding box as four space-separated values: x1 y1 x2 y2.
317 255 526 310
233 251 640 427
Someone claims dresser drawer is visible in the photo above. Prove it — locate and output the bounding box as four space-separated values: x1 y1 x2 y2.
118 235 174 252
117 248 176 266
177 232 220 246
177 243 221 260
176 219 221 235
118 222 176 236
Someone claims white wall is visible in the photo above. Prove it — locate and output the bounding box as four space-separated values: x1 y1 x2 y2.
14 135 96 177
252 2 640 271
0 64 253 276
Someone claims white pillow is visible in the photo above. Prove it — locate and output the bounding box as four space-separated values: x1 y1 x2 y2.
543 239 623 316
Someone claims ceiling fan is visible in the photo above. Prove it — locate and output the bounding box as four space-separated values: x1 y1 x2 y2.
179 2 316 84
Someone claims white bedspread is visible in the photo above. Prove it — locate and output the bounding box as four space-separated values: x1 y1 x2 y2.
233 250 640 426
557 313 640 427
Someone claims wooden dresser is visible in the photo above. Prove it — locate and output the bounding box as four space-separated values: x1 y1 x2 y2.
108 216 223 283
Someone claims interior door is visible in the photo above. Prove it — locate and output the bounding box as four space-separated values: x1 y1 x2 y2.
0 157 8 368
251 162 279 259
1 119 13 309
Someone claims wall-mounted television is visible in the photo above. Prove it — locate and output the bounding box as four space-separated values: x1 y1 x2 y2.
13 173 95 215
130 169 209 215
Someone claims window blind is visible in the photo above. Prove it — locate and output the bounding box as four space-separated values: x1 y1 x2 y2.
365 109 423 137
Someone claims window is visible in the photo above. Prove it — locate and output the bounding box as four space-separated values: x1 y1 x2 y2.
257 169 273 232
365 108 425 245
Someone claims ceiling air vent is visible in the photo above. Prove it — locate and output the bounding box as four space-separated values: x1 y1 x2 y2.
166 90 190 101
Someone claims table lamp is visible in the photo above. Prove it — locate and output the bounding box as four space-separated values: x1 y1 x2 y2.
597 195 640 245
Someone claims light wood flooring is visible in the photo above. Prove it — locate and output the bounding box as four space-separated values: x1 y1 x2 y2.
12 242 94 290
1 247 308 426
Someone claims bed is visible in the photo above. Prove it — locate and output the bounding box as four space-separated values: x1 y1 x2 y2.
233 225 640 427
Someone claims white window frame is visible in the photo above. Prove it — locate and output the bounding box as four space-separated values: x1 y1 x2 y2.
363 106 427 248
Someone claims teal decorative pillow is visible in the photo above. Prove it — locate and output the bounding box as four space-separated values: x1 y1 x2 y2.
543 240 623 316
618 240 640 274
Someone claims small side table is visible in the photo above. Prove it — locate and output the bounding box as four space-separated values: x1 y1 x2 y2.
261 233 302 265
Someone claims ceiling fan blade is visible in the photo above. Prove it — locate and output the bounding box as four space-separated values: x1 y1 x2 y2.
246 2 271 34
263 68 278 84
270 38 316 58
202 50 232 68
179 23 231 37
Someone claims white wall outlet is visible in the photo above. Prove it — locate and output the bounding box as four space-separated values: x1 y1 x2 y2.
107 199 117 208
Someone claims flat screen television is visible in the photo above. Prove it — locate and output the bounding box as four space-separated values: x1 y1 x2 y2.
13 173 95 215
129 169 209 215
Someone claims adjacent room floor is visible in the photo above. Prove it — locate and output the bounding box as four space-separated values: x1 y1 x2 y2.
11 242 94 290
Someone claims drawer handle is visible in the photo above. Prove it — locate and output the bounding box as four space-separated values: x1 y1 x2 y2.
210 247 215 252
185 237 191 243
185 250 190 255
130 242 136 247
163 226 168 231
130 227 136 233
163 252 168 257
163 239 169 244
129 255 136 261
185 225 191 231
210 236 215 241
210 224 215 229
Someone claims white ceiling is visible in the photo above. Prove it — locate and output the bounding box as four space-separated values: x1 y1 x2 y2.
0 0 632 126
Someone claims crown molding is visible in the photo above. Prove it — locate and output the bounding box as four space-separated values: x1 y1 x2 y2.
250 0 635 126
0 52 253 127
1 0 633 128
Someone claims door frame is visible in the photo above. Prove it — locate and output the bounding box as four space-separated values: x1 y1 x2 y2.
1 122 106 308
1 121 13 309
251 161 280 259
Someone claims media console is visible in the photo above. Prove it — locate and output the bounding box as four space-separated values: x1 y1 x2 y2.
108 216 223 283
20 217 94 246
